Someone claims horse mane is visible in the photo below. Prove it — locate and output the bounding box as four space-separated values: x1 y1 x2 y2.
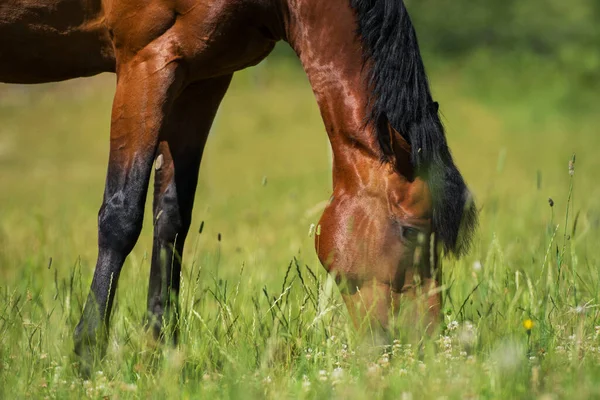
349 0 477 257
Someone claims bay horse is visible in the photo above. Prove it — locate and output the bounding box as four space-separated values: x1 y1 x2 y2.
1 0 476 370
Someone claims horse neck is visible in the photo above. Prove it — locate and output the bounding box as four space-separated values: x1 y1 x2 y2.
281 0 411 187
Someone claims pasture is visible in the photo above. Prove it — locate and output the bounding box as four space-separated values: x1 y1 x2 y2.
1 56 599 398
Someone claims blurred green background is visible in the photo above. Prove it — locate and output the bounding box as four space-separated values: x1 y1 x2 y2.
1 1 600 397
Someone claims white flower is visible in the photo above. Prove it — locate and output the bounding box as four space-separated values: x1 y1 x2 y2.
490 340 525 372
401 392 413 400
318 370 328 382
448 320 459 331
367 363 381 377
331 367 344 382
378 354 390 366
302 375 311 390
458 321 477 348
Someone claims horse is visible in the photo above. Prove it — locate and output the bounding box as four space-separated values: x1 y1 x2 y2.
0 0 477 371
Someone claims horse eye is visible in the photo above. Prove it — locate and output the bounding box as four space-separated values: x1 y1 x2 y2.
401 226 421 243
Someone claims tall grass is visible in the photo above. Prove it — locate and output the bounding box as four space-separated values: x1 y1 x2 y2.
1 59 599 398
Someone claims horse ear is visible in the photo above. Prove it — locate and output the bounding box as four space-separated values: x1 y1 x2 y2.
387 123 414 179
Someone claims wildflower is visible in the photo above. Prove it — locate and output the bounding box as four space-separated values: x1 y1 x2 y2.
120 383 137 392
367 363 381 378
448 320 459 331
318 370 328 382
305 347 313 360
331 367 344 383
570 300 598 315
302 375 311 390
490 340 525 372
378 354 390 367
523 319 534 332
440 335 452 350
548 198 554 207
458 322 477 349
472 261 482 272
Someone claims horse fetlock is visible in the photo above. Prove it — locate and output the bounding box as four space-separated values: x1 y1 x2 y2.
145 301 180 344
73 318 108 378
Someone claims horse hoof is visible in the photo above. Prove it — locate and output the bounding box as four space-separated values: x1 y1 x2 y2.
73 343 95 379
73 325 106 379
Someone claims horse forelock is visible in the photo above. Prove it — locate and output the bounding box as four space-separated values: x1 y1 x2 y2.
349 0 477 257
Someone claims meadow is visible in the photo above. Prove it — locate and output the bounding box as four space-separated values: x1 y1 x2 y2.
1 53 599 398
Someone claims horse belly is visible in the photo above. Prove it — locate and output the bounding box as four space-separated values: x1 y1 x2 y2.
0 0 115 83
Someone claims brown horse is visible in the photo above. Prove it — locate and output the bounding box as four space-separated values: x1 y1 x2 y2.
1 0 476 370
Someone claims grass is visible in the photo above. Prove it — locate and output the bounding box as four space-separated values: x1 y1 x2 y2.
1 56 600 399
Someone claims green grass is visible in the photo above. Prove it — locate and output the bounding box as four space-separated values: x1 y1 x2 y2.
1 57 600 399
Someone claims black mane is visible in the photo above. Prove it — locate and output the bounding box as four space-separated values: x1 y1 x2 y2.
349 0 477 256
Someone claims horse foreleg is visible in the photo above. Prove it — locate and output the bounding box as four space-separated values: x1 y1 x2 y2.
73 45 185 375
146 75 233 343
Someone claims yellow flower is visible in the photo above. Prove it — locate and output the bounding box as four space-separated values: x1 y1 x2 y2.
523 319 534 331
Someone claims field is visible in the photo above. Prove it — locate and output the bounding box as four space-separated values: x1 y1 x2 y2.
1 55 600 399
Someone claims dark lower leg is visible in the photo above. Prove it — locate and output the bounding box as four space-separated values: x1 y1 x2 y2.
145 75 233 342
73 48 184 374
73 176 148 360
146 150 196 342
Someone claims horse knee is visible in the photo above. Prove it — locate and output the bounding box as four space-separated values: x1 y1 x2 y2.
98 191 144 255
